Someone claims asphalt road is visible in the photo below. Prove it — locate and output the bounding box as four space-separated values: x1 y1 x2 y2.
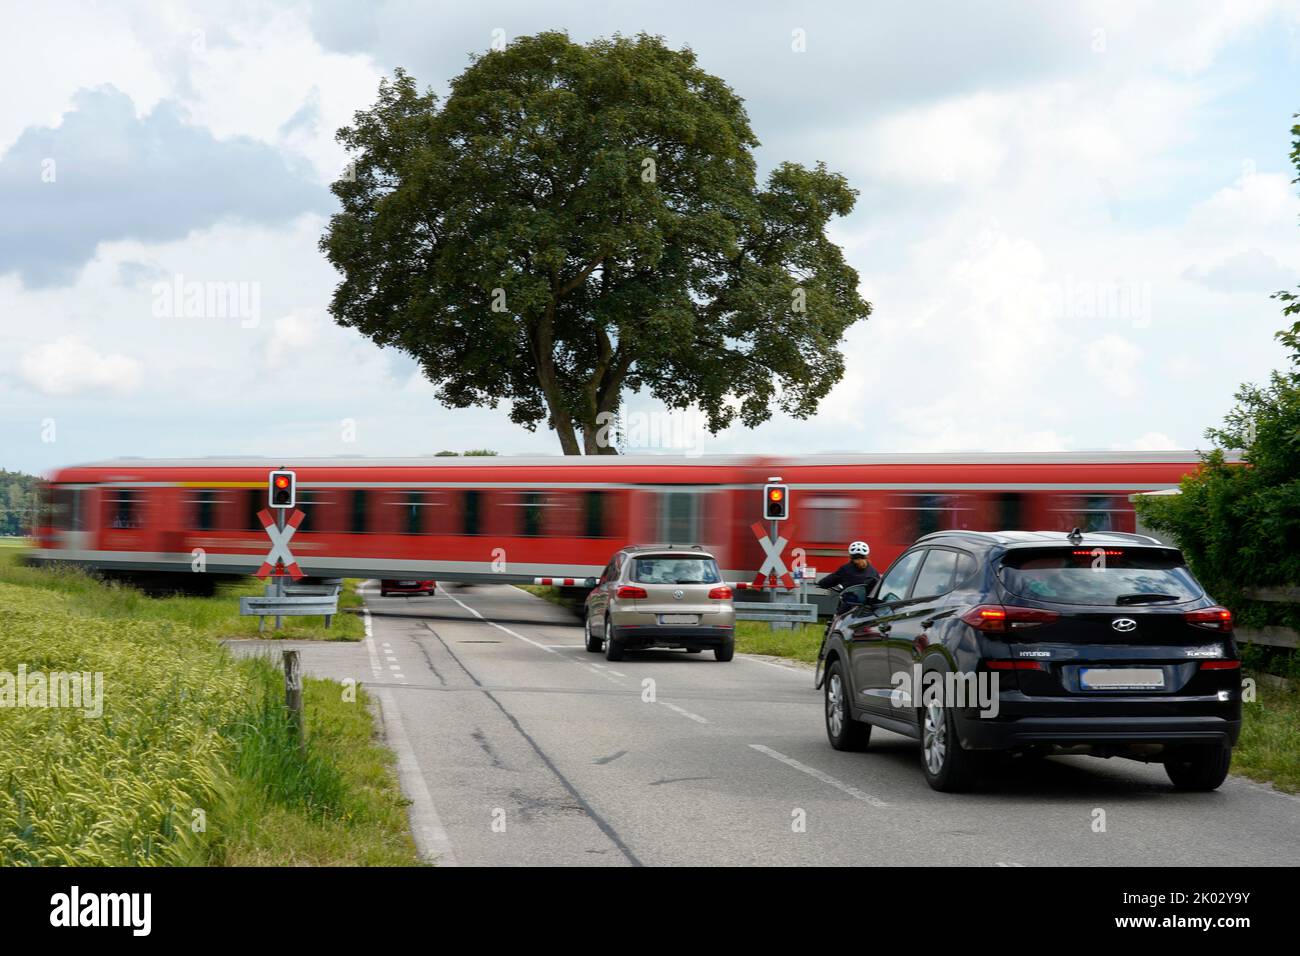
228 583 1300 867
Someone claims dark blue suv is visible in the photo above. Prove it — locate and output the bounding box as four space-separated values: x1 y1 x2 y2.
815 529 1241 792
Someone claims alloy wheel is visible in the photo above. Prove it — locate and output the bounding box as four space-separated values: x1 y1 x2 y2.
923 701 947 775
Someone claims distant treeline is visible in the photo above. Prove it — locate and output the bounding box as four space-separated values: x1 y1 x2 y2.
0 470 40 536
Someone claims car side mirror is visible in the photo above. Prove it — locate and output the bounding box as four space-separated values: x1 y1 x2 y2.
837 587 866 611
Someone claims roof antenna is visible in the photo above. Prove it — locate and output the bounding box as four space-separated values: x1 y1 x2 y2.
1067 526 1083 546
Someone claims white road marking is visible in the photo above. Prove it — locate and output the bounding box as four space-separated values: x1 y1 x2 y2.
374 686 457 866
996 862 1025 867
362 607 382 678
748 744 890 808
441 590 558 654
661 701 709 724
741 654 815 675
359 585 456 864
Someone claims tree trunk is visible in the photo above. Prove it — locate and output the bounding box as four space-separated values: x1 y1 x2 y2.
553 414 581 455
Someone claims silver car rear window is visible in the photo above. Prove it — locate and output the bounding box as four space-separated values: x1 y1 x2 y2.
631 556 721 585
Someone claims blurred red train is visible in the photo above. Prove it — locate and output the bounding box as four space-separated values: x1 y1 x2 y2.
28 452 1203 594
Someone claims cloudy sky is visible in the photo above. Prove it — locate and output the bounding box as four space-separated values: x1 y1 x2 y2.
2 0 1298 475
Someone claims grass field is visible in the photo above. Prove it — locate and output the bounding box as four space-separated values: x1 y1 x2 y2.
0 550 419 865
734 620 824 663
0 548 364 642
1234 679 1300 794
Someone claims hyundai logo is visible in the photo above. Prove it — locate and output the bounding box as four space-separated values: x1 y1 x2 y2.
1112 617 1138 633
673 589 684 600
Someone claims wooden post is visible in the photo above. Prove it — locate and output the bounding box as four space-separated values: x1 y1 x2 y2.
283 649 304 743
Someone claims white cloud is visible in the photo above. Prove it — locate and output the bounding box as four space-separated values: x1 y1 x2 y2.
1083 334 1142 398
1190 172 1300 233
3 0 1300 473
20 335 143 395
1111 431 1181 451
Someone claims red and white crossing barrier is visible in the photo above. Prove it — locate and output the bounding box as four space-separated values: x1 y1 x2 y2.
533 577 586 586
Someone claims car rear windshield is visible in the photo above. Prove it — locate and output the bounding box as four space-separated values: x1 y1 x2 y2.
631 555 721 585
997 547 1203 606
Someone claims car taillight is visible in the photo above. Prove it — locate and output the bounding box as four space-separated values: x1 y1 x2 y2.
1185 607 1233 632
708 586 733 600
616 585 647 599
1199 660 1240 670
985 660 1044 670
959 605 1059 631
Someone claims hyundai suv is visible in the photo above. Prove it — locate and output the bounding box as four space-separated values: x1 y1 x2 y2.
816 529 1241 792
583 545 736 661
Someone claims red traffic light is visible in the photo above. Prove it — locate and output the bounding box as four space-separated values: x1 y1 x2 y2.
269 470 296 509
763 483 789 520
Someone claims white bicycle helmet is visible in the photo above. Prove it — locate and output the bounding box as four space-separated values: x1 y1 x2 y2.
848 541 870 557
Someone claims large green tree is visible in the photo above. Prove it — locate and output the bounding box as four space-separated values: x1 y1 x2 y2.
321 31 871 454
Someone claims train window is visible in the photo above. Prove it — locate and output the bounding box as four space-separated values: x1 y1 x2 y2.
463 490 481 536
583 491 606 538
246 489 264 531
191 490 217 531
519 492 544 537
660 492 699 545
996 493 1024 531
50 488 85 531
401 491 424 535
106 489 141 529
350 490 369 534
295 489 324 532
804 497 855 541
1054 495 1118 532
1082 495 1115 532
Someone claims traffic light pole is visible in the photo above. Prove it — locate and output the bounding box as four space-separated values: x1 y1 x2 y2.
274 507 286 631
769 517 779 601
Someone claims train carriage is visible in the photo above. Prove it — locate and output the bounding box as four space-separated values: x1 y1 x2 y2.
30 452 1208 595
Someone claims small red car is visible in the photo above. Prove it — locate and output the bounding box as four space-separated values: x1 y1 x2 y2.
379 579 437 597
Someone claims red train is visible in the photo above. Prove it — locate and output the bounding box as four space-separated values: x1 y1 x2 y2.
29 452 1203 592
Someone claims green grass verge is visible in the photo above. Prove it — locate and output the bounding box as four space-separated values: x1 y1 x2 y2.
515 584 583 612
1233 677 1300 794
0 557 419 865
734 620 824 663
0 548 363 642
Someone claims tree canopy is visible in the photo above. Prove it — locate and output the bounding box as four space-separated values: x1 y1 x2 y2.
321 31 871 454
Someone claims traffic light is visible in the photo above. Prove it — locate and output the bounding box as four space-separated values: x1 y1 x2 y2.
269 469 296 509
763 483 789 520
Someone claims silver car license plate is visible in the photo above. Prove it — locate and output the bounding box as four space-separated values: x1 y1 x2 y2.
659 614 699 625
1080 667 1164 690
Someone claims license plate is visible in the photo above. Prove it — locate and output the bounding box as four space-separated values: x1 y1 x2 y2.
1080 667 1164 690
659 614 699 625
397 580 419 586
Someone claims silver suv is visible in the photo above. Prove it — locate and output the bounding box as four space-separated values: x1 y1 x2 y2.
583 545 736 661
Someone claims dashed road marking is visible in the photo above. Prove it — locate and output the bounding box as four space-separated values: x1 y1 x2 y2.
748 744 889 808
441 590 558 654
661 701 709 724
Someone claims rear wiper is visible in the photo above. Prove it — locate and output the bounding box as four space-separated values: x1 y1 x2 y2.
1116 592 1180 605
